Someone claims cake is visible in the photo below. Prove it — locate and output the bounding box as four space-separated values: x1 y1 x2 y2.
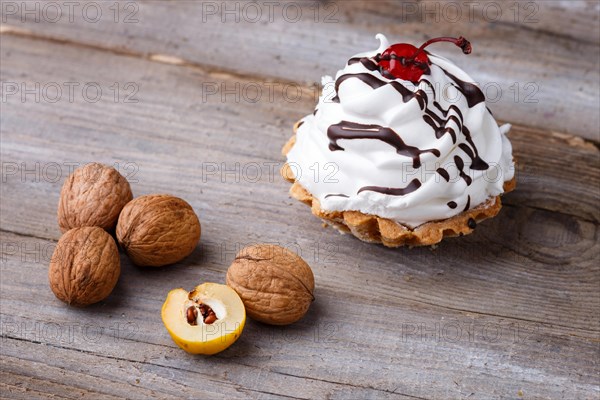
281 34 515 247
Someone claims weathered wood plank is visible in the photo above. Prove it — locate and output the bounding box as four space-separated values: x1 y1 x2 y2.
1 23 599 400
0 34 598 334
2 231 599 399
2 336 413 400
2 1 599 140
342 0 600 45
1 32 598 227
0 354 169 400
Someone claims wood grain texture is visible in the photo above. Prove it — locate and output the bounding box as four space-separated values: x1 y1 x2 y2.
350 0 600 44
1 31 599 399
1 231 599 400
2 0 599 140
2 0 600 397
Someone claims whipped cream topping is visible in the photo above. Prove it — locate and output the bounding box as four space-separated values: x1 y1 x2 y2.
286 34 515 228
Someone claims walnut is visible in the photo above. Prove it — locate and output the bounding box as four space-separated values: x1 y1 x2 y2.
116 194 201 267
226 244 315 325
58 163 132 233
49 226 120 307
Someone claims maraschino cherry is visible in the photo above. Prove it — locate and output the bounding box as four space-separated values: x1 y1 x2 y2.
378 36 472 82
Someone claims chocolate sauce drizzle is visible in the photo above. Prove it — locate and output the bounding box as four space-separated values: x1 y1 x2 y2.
331 63 487 173
391 81 428 109
379 53 431 78
321 54 492 213
325 193 349 199
458 138 488 170
454 155 472 186
346 53 433 78
423 105 461 144
441 68 485 108
463 195 471 212
331 73 386 103
332 71 428 109
347 56 380 72
437 168 450 182
327 121 440 169
358 179 421 196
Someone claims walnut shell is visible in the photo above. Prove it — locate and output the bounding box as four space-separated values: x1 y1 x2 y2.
116 194 201 267
226 244 315 325
49 226 120 307
58 163 133 233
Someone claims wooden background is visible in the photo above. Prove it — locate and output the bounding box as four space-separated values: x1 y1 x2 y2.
1 1 599 399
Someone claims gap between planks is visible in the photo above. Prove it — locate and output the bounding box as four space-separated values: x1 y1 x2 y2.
1 336 422 400
1 23 598 340
1 227 598 338
1 24 599 150
0 25 307 92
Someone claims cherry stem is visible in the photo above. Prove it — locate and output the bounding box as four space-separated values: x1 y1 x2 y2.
406 36 472 64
